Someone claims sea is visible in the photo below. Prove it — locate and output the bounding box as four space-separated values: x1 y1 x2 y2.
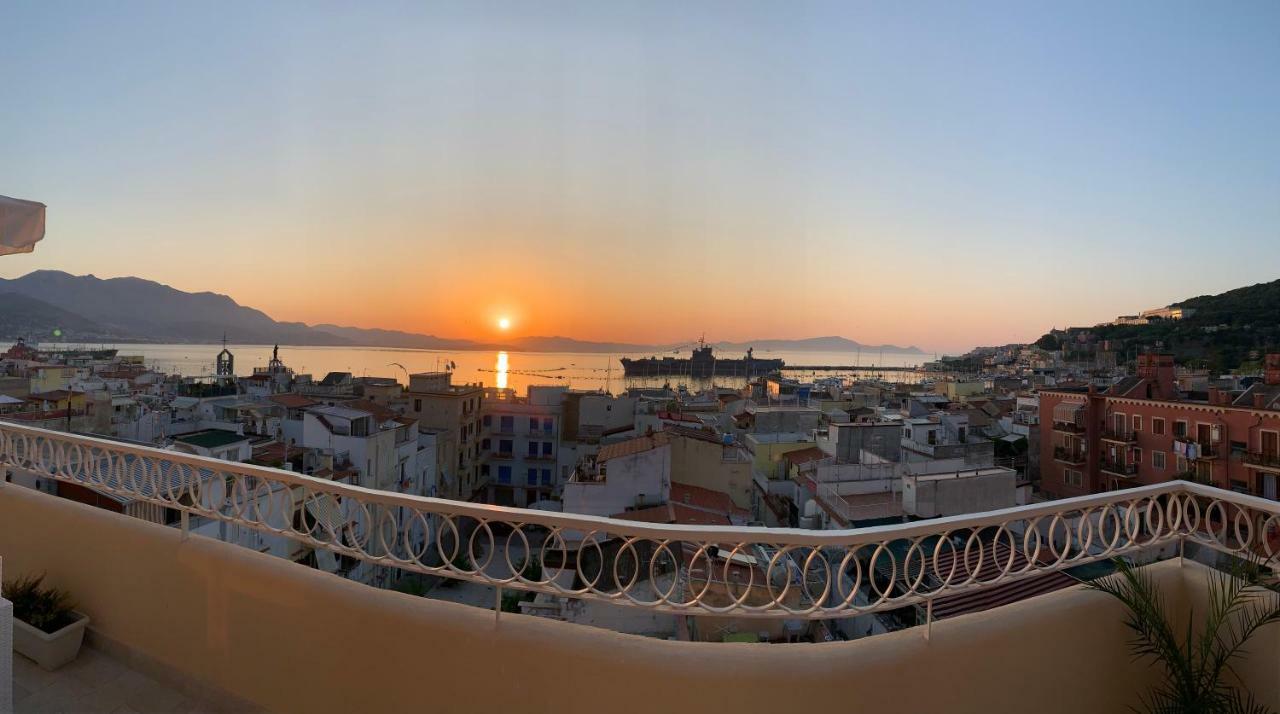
3 342 929 394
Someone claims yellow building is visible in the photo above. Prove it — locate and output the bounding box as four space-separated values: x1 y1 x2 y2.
29 365 77 394
744 432 819 480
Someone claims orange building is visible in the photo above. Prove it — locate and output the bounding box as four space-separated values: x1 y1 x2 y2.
1040 353 1280 501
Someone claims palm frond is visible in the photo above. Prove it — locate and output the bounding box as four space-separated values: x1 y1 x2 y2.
1089 556 1280 714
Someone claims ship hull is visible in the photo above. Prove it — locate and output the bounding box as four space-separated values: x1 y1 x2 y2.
620 357 783 378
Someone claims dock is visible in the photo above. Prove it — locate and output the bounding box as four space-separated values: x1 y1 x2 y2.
781 364 919 372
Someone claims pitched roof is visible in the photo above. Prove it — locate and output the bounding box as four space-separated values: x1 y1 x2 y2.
341 399 399 423
597 432 671 462
612 503 732 526
781 446 828 468
269 393 319 409
669 482 747 519
663 424 725 445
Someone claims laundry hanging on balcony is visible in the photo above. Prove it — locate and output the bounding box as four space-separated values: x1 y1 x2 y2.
0 195 46 255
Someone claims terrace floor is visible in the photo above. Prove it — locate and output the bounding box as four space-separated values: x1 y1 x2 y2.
12 644 215 714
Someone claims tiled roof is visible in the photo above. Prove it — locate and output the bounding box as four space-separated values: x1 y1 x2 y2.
269 393 319 409
781 446 828 467
597 432 671 462
663 424 725 445
612 503 732 526
669 482 747 519
341 399 399 423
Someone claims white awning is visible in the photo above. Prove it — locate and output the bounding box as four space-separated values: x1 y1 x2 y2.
1052 402 1083 423
0 195 46 256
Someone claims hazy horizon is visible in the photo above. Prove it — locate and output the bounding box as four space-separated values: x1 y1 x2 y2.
4 1 1278 353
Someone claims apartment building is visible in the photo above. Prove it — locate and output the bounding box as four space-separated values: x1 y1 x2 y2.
402 372 484 500
480 385 564 507
1040 353 1280 500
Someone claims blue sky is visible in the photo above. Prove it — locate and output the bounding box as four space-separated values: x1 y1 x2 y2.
2 1 1278 351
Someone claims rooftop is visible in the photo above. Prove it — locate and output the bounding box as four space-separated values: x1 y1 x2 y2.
597 432 671 462
171 429 249 449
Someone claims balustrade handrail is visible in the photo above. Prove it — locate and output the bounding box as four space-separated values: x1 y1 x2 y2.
1 421 1277 621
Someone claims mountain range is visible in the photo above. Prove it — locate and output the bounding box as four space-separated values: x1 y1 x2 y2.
0 271 925 354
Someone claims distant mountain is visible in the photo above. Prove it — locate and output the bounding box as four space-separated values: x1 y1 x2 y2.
503 336 656 353
714 336 926 354
312 324 488 351
0 292 109 339
0 271 929 355
0 271 349 346
1035 278 1280 370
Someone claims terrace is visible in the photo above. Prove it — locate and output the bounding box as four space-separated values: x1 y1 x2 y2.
1 421 1278 712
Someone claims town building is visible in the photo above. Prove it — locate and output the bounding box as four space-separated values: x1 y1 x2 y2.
480 385 564 507
401 371 484 500
1040 353 1280 500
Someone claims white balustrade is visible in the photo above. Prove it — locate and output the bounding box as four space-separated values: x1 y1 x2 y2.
1 421 1277 619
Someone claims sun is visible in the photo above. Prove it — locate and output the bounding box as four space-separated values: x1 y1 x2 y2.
497 316 511 331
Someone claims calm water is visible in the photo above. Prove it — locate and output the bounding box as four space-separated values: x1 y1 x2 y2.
4 342 927 393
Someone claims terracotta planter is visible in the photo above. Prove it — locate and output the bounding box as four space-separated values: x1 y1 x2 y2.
12 611 89 670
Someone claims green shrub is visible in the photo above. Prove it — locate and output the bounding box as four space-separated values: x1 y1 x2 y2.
2 573 78 634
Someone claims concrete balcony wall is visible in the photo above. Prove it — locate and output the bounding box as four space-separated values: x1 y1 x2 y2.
0 484 1276 714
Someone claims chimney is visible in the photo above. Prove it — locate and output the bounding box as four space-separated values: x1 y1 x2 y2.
1137 353 1177 400
1265 354 1280 386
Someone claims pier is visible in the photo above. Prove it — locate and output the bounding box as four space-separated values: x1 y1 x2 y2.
781 364 920 372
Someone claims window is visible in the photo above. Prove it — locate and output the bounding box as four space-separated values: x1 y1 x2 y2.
414 399 422 412
541 468 552 486
1132 448 1142 465
1113 413 1127 434
1133 415 1142 432
527 441 538 457
529 417 539 432
499 439 512 454
527 468 538 486
1065 469 1083 488
1153 418 1165 435
543 417 553 432
500 416 514 432
542 441 553 456
483 415 491 427
1173 420 1187 438
481 438 490 450
481 464 490 477
498 465 511 484
1153 451 1166 470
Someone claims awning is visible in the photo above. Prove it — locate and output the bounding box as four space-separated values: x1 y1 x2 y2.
0 195 46 256
1052 402 1083 424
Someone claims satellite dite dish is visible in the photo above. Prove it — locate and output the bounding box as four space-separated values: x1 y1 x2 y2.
0 195 46 256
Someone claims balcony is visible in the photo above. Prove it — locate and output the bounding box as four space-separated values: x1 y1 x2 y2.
1 422 1278 712
1053 446 1086 465
1243 451 1280 473
1051 420 1085 434
1100 429 1136 444
1099 460 1138 479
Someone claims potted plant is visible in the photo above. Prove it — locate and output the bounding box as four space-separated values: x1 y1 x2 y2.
1089 557 1280 713
2 573 90 670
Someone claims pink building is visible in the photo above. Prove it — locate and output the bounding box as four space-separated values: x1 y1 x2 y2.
1040 353 1280 501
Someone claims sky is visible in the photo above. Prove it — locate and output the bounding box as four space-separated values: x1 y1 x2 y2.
2 1 1278 353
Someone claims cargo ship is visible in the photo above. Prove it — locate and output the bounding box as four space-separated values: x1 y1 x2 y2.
620 341 783 378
